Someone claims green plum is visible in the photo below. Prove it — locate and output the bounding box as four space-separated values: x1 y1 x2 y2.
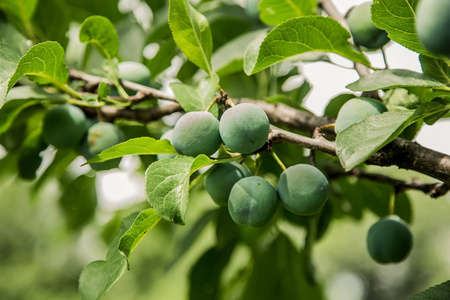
156 129 177 160
172 111 221 157
228 176 278 227
219 103 270 154
277 164 329 216
205 162 252 206
347 2 390 50
42 104 88 148
367 215 413 264
335 97 387 134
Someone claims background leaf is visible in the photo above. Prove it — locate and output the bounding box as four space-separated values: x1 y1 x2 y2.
79 15 119 58
419 55 450 85
244 16 371 75
412 280 450 300
259 0 317 25
170 78 217 114
0 0 38 36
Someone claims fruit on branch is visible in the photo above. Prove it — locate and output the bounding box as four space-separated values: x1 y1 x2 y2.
415 0 450 56
117 61 151 86
81 122 125 171
228 176 278 227
347 2 390 50
205 162 252 206
219 103 270 154
277 164 329 216
335 97 387 134
42 104 88 148
157 129 176 160
366 215 413 264
172 111 221 157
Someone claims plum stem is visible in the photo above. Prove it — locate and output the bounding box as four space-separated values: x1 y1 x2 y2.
270 151 287 171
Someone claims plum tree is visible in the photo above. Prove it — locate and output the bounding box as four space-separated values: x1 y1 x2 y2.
366 215 413 264
117 61 151 87
219 103 270 154
172 111 221 157
415 0 450 56
334 97 387 134
277 164 329 216
347 2 390 50
42 104 88 148
205 162 252 206
228 176 278 227
81 122 125 171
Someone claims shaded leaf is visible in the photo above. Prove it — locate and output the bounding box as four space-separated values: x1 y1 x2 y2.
382 88 420 111
419 55 450 85
170 78 217 114
412 280 450 300
33 0 70 47
259 0 317 25
79 15 119 58
0 99 41 135
0 0 38 34
324 93 355 118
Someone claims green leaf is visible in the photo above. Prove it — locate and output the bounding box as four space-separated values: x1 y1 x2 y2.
346 69 448 92
412 280 450 300
79 212 139 300
170 78 217 114
145 155 213 225
419 55 450 85
8 41 69 90
244 16 371 75
79 15 119 58
87 137 178 164
6 86 69 101
33 0 70 47
168 0 213 75
118 209 161 262
382 88 420 111
0 0 38 34
0 99 41 136
336 110 415 171
259 0 317 26
0 22 30 55
324 93 355 118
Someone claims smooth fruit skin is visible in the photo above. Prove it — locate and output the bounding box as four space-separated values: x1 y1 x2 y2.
367 215 413 264
205 162 252 206
172 111 221 157
219 103 270 154
82 122 125 171
117 61 151 86
228 176 278 227
277 164 329 216
335 97 387 134
157 129 177 160
347 2 390 50
42 104 88 148
415 0 450 56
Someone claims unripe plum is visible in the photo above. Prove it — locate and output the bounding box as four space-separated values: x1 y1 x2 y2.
117 61 151 86
205 162 252 206
172 111 221 157
81 122 125 171
366 215 413 264
42 104 88 148
219 103 270 154
277 164 329 216
347 2 390 50
228 176 278 227
335 97 387 134
157 129 177 160
415 0 450 56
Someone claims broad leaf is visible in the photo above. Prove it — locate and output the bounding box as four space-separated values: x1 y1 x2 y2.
169 0 213 75
79 212 139 300
0 0 38 34
33 0 70 48
118 209 161 263
382 88 420 111
79 15 119 58
419 55 450 85
346 69 447 92
87 137 178 164
412 280 450 300
145 155 213 225
0 99 41 135
259 0 317 25
336 110 415 171
244 16 371 75
170 78 217 114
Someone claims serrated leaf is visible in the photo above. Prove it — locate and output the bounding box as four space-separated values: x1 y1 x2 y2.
0 0 38 33
419 55 450 85
79 212 138 300
118 209 161 262
79 15 119 58
145 155 213 225
169 0 213 75
412 280 450 300
259 0 317 26
336 110 415 171
87 137 178 164
346 69 447 92
8 41 69 90
244 16 371 75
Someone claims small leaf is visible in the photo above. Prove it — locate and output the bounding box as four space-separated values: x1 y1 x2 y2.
419 55 450 85
336 110 415 171
412 280 450 300
259 0 317 25
346 69 447 92
118 209 161 262
169 0 213 75
382 88 420 111
98 81 109 98
87 137 178 164
170 78 216 114
79 15 119 58
244 16 371 75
